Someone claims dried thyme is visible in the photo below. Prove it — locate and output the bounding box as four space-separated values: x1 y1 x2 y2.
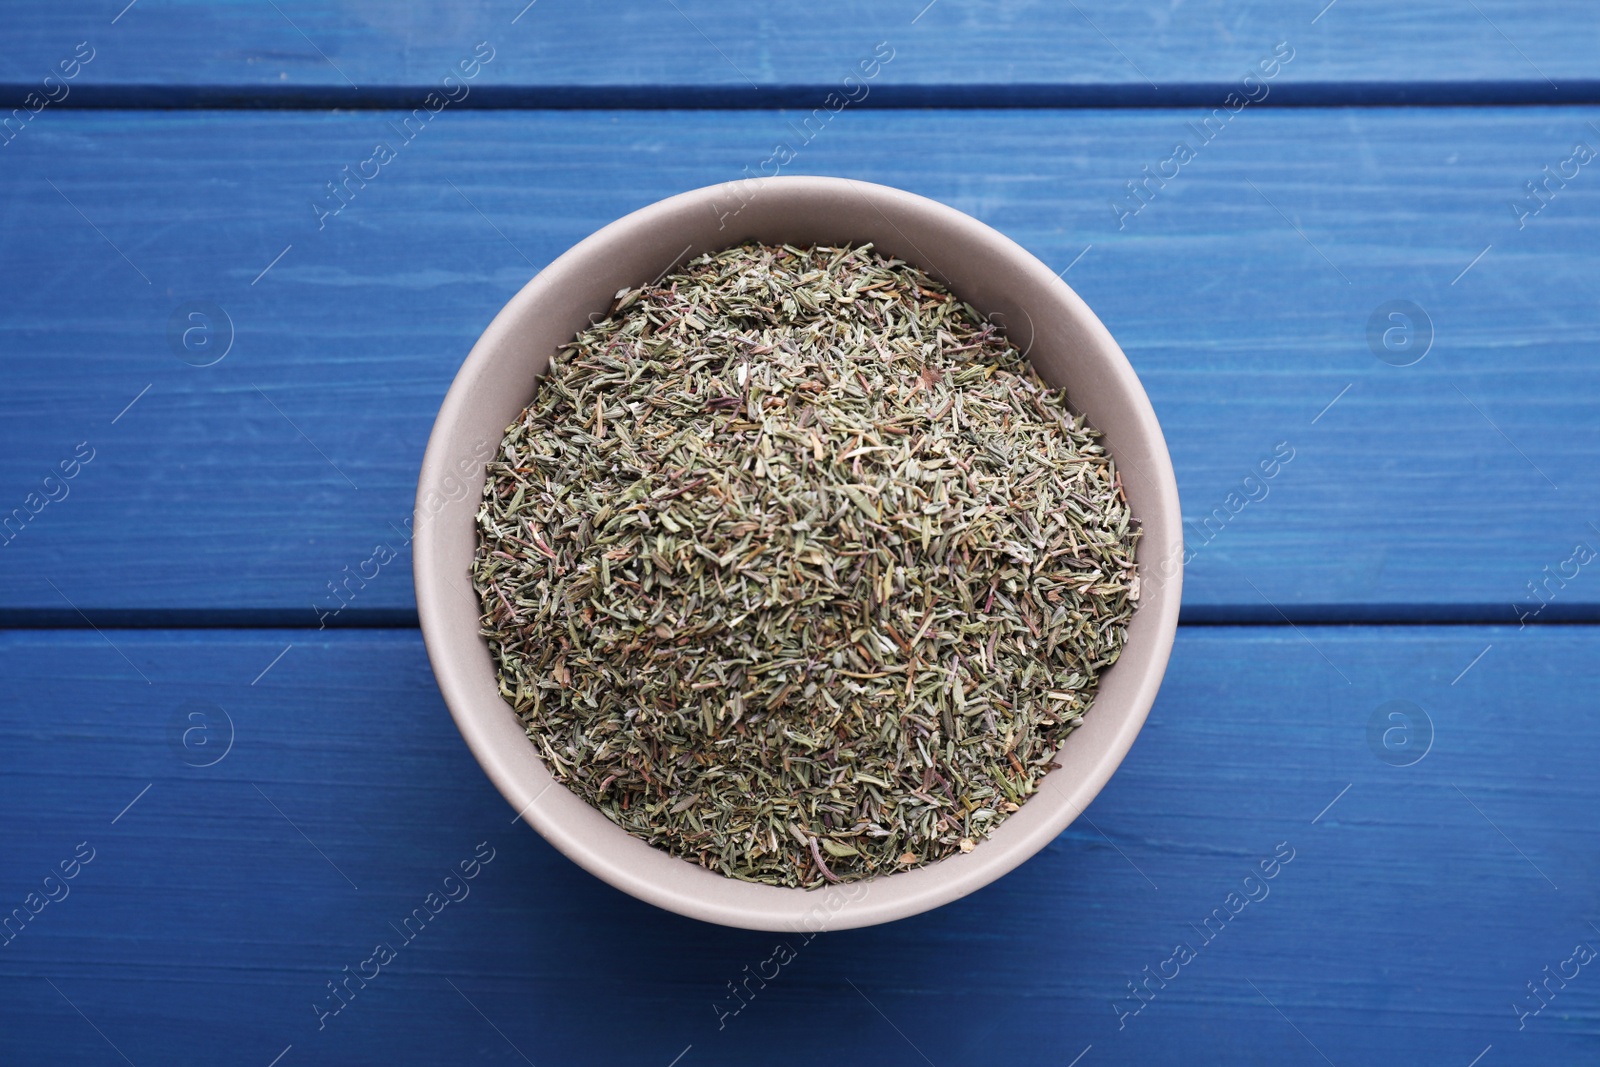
474 242 1139 888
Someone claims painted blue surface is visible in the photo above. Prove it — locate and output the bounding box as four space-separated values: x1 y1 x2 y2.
2 2 1597 104
0 627 1594 1065
3 6 1599 1064
2 108 1598 623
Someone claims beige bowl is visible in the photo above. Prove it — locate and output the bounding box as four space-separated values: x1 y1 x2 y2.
415 176 1181 931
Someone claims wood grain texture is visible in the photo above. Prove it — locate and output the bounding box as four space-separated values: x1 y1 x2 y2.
3 9 1591 1062
0 2 1597 105
2 108 1597 623
0 626 1593 1064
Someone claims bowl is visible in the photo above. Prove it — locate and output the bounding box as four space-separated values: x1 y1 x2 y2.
415 176 1181 931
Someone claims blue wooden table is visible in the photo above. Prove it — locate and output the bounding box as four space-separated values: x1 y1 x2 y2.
3 4 1598 1064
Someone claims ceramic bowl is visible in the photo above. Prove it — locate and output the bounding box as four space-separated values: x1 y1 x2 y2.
415 176 1181 931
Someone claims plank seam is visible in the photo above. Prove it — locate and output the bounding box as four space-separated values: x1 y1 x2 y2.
3 617 1599 631
4 81 1600 110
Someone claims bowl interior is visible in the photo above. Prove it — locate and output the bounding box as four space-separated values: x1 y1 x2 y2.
415 176 1181 931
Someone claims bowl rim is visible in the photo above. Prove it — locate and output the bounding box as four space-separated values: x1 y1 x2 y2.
416 175 1181 930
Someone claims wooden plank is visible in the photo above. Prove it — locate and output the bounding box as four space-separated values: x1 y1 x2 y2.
0 2 1596 105
0 625 1593 1063
1 107 1597 622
